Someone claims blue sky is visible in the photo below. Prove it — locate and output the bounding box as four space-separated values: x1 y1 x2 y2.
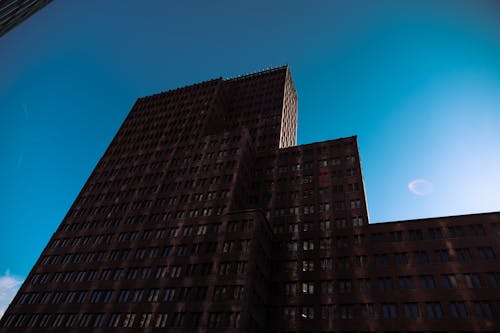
1 0 500 299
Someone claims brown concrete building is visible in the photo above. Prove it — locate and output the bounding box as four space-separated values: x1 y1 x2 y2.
1 66 499 332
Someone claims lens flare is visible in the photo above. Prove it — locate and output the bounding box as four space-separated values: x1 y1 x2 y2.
408 179 433 196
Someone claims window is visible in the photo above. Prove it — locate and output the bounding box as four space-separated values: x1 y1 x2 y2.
350 200 361 209
107 313 121 328
336 236 349 248
131 289 144 302
284 260 298 272
302 260 315 272
378 277 393 291
428 227 443 239
354 255 368 268
425 302 443 318
474 301 493 318
139 313 153 328
302 282 315 294
468 224 486 236
164 288 176 301
456 248 472 262
371 233 384 243
337 257 350 270
487 272 500 287
398 276 414 290
375 254 389 267
319 203 330 212
122 313 136 328
478 246 496 260
352 216 364 227
448 226 464 238
301 306 314 319
170 312 185 327
464 273 482 288
285 283 297 296
287 241 298 252
283 307 296 319
338 279 352 293
176 245 188 256
441 274 457 289
303 205 315 215
450 302 467 318
321 305 334 320
319 220 331 231
382 303 398 318
435 249 450 263
361 303 375 318
339 304 354 319
154 313 168 328
303 240 315 251
389 231 403 242
321 281 334 294
419 275 436 289
358 278 371 292
319 238 331 250
394 253 408 265
413 251 429 264
408 229 423 241
319 258 332 271
222 241 234 253
147 289 160 302
403 303 420 319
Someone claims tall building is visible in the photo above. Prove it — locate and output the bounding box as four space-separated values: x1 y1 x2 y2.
1 66 499 332
0 0 52 37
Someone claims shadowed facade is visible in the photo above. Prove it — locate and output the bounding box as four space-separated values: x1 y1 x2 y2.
1 67 499 332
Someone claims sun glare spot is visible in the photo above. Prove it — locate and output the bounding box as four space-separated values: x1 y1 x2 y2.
408 179 433 196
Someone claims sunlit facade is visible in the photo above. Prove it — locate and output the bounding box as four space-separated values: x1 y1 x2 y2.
1 66 499 332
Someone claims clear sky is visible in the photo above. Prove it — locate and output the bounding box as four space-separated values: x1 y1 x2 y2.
1 0 500 312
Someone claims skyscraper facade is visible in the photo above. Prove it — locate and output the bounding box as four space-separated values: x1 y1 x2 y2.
1 66 499 332
0 0 52 37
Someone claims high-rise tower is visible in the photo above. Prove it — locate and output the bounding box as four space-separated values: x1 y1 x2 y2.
1 66 499 332
0 0 52 37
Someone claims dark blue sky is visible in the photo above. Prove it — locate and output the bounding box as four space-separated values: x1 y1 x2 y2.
1 0 500 281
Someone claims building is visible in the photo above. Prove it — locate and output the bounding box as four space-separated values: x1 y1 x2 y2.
0 0 52 37
1 66 499 332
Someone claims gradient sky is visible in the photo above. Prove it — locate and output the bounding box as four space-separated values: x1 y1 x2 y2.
1 0 500 291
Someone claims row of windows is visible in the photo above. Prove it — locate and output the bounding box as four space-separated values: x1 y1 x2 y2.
83 171 235 198
56 219 254 245
270 200 363 218
69 203 228 219
97 134 240 171
278 301 495 320
271 183 360 204
275 224 495 244
42 236 253 264
108 130 205 156
3 310 240 329
17 285 244 305
278 273 500 295
281 255 498 273
370 224 492 243
86 163 238 200
282 242 495 261
274 218 365 235
273 156 357 174
30 261 248 285
115 120 241 150
259 173 360 189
